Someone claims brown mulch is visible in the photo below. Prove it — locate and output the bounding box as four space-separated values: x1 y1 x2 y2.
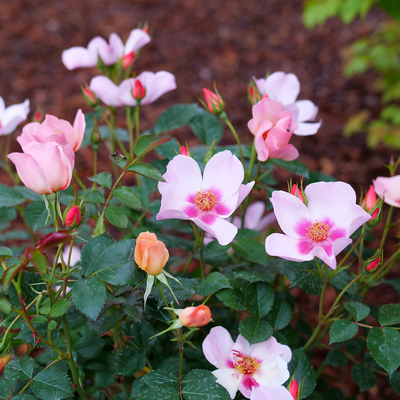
0 1 399 399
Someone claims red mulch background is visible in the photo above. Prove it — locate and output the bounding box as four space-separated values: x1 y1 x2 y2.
1 1 399 399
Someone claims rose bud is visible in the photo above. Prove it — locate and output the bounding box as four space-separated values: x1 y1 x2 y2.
132 79 146 101
290 184 304 203
289 380 298 399
363 250 383 274
122 51 135 69
179 305 211 327
134 232 169 275
0 352 11 375
180 145 189 156
65 206 82 227
203 88 224 114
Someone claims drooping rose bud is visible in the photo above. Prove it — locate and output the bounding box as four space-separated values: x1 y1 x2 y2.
0 353 11 375
134 232 169 275
203 88 224 114
362 185 377 211
132 79 146 101
290 184 304 203
180 145 188 156
289 380 298 399
65 206 82 227
179 305 212 327
122 51 135 69
83 87 97 107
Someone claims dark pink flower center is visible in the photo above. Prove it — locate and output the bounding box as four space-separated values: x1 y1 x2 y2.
306 221 330 242
194 189 217 212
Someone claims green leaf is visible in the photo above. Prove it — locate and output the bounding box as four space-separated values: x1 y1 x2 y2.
135 135 172 156
31 368 72 400
0 298 11 314
378 304 400 326
269 298 292 330
330 320 358 343
49 299 71 317
230 265 275 283
4 356 33 380
0 381 9 400
48 320 57 330
246 282 274 318
270 159 310 178
85 190 105 204
127 163 165 181
367 327 400 375
98 311 125 335
0 184 25 207
288 349 316 398
140 370 180 400
87 239 143 285
115 345 146 376
72 276 106 320
326 349 348 367
196 272 231 296
389 370 400 395
93 212 105 237
109 152 128 169
232 239 267 264
88 172 112 189
345 337 366 355
105 206 128 228
351 364 376 392
182 369 230 399
0 207 17 223
112 186 142 209
23 201 50 232
345 301 370 321
81 234 114 276
31 315 48 324
12 395 37 400
188 109 223 146
39 297 52 315
215 288 246 311
76 335 105 359
154 104 198 134
153 278 197 305
239 317 273 345
0 246 12 258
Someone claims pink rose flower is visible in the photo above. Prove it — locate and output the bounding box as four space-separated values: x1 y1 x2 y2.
8 142 74 195
248 97 299 162
62 29 150 70
250 385 294 400
17 110 85 152
233 201 276 232
89 71 176 107
265 181 371 270
202 326 291 399
373 175 400 208
253 71 321 136
0 97 30 136
156 151 254 246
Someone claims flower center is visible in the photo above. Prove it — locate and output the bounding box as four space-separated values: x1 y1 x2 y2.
233 353 261 375
194 189 217 212
306 221 330 242
262 129 270 140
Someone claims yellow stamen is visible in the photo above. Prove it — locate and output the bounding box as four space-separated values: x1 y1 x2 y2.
234 355 261 375
306 221 330 242
194 190 217 212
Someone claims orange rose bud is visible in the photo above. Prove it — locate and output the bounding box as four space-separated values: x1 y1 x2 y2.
134 232 169 275
203 88 224 114
290 184 304 203
178 305 211 327
132 79 146 101
289 380 298 399
65 206 82 227
122 51 135 69
0 352 11 375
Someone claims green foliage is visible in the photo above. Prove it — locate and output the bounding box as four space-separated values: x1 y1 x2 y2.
378 304 400 326
232 239 267 264
88 172 112 189
288 349 317 398
112 186 142 209
196 272 231 296
24 201 51 231
326 349 348 367
268 298 293 330
127 163 165 181
345 301 370 321
351 364 376 392
4 356 33 380
239 317 273 345
105 206 129 228
154 104 198 134
188 109 223 146
329 320 358 343
31 368 72 400
134 135 172 156
0 184 25 207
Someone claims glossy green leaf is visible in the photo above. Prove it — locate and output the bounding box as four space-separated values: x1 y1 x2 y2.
0 298 11 314
81 234 114 276
288 349 316 398
326 349 348 367
115 345 146 376
85 190 105 204
88 172 112 189
215 288 246 311
31 368 72 400
378 304 400 326
345 301 370 321
0 247 12 258
127 163 165 181
49 299 71 317
188 109 223 146
330 320 358 343
135 135 172 156
105 206 128 228
239 317 273 345
246 282 274 318
351 364 376 392
154 104 198 134
196 272 231 296
232 239 267 264
182 369 230 399
269 298 292 330
4 356 33 380
270 158 310 178
0 184 25 207
24 201 50 231
112 186 142 209
389 370 400 395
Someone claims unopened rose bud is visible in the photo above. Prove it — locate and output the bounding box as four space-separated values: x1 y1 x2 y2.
180 145 188 156
363 251 383 274
362 185 377 211
36 231 71 250
134 232 169 275
132 79 146 101
249 85 262 105
289 380 298 399
290 184 304 202
91 118 101 145
122 51 135 69
142 23 150 35
203 88 224 114
33 110 44 123
65 206 82 227
179 305 211 327
0 353 11 375
83 87 97 107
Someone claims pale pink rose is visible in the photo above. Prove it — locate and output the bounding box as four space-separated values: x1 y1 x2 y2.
156 151 254 246
248 97 299 162
17 110 85 152
0 97 30 136
233 201 276 232
265 182 371 270
250 385 294 400
373 175 400 208
8 142 74 195
62 29 151 70
202 326 291 399
89 71 177 107
254 71 321 136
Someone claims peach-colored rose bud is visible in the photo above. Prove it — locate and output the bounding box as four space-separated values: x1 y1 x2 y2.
290 184 303 202
362 185 377 211
134 232 169 275
65 206 82 227
132 79 146 101
179 305 211 327
0 353 11 375
289 380 298 399
122 51 135 69
203 88 224 114
180 145 188 156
